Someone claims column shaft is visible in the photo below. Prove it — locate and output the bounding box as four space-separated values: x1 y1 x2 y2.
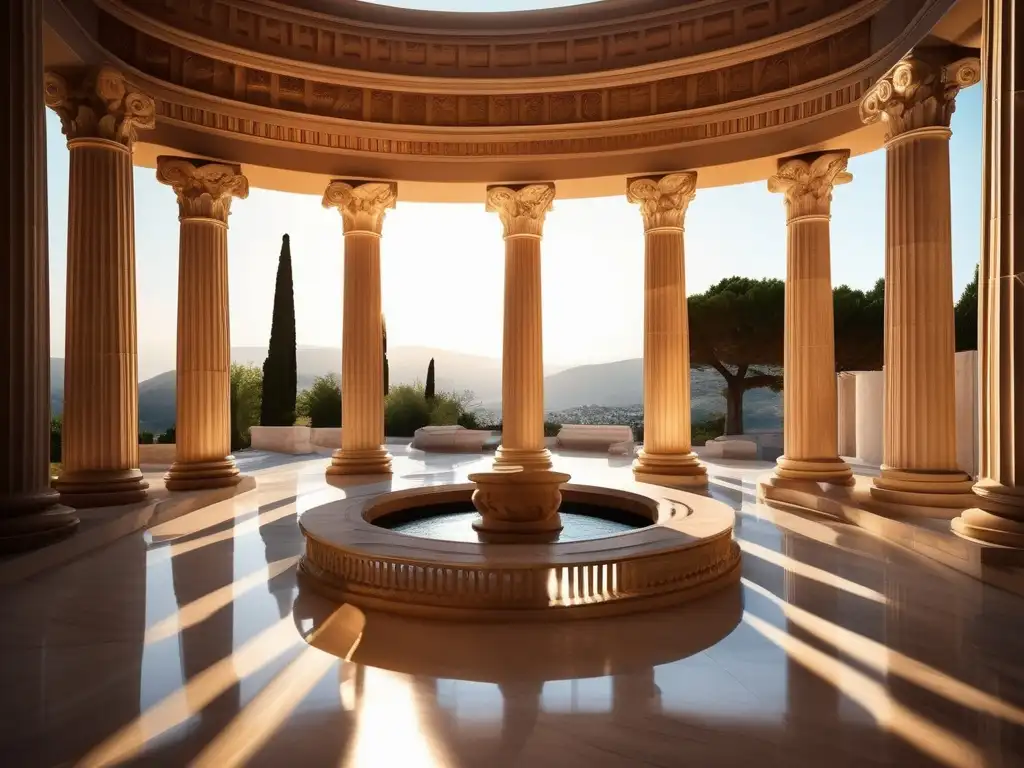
322 180 395 477
486 183 555 472
776 216 853 484
339 233 386 453
859 49 980 510
165 220 238 489
641 230 692 455
55 140 148 507
628 173 705 488
953 0 1024 544
495 234 548 465
871 130 974 506
0 0 78 550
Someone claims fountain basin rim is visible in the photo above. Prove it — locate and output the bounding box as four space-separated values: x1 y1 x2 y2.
298 479 740 620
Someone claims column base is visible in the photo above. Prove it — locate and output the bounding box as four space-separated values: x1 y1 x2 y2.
0 489 80 554
951 481 1024 547
326 447 393 477
774 456 854 486
164 457 242 492
54 468 149 508
632 450 708 488
493 446 553 471
870 467 976 509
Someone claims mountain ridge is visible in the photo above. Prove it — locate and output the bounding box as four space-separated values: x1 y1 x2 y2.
49 346 782 433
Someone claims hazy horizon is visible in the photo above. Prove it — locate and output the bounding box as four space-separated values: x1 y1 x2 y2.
44 85 983 381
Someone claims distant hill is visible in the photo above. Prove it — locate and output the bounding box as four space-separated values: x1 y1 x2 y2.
50 347 782 434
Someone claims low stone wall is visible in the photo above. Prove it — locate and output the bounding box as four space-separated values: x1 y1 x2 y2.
311 427 342 449
838 351 978 476
250 425 314 454
139 443 176 466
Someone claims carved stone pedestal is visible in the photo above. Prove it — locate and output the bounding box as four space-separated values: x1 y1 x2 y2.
469 468 570 543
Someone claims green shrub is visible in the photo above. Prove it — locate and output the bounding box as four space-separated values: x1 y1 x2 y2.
631 421 644 444
231 363 263 450
139 431 154 445
385 384 431 437
157 427 176 444
457 410 482 429
543 421 562 438
297 374 342 428
50 416 62 463
692 414 726 446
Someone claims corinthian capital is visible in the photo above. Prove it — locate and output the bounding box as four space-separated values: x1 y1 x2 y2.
626 172 697 231
156 157 248 223
768 151 851 220
44 66 155 148
322 180 397 235
485 183 555 238
860 48 980 139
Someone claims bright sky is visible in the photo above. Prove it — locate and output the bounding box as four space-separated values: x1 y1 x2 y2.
44 84 983 381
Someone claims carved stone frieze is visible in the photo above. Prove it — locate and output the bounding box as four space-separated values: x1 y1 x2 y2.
95 10 872 130
860 48 981 139
322 180 398 234
43 66 155 147
626 173 697 231
107 0 865 79
152 74 871 160
767 151 852 220
155 157 249 223
485 184 555 238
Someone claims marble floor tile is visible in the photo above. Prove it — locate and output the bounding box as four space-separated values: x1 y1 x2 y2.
1 447 1023 767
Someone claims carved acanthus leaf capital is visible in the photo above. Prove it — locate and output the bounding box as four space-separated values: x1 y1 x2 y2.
860 49 980 139
322 180 397 234
485 183 555 238
768 151 851 219
156 157 248 223
44 66 156 147
626 172 697 231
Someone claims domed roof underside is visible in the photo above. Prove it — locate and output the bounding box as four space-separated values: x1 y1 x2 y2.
44 0 976 199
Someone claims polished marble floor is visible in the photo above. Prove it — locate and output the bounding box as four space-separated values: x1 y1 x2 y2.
2 447 1024 767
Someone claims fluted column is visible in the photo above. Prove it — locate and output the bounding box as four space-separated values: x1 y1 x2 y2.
487 184 555 471
770 152 854 486
860 50 981 510
322 181 396 476
628 173 707 488
953 0 1024 545
156 158 248 491
45 67 153 508
0 0 79 550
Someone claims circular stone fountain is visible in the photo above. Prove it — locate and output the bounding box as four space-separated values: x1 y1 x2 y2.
298 467 740 620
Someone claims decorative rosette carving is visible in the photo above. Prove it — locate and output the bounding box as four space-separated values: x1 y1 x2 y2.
768 151 852 220
44 66 156 147
156 157 249 223
485 183 556 238
860 48 980 139
322 180 398 234
625 172 698 231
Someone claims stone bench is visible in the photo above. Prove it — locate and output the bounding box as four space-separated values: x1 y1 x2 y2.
700 438 758 460
556 424 635 455
250 425 314 454
411 425 492 452
310 427 342 449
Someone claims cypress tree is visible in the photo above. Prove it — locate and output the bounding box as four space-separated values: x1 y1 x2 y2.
425 357 436 400
382 313 389 396
260 234 297 426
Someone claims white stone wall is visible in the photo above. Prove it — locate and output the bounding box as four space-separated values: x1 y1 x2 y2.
835 350 978 476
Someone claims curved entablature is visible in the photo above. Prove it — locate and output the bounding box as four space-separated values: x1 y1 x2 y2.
95 0 874 81
42 0 973 199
